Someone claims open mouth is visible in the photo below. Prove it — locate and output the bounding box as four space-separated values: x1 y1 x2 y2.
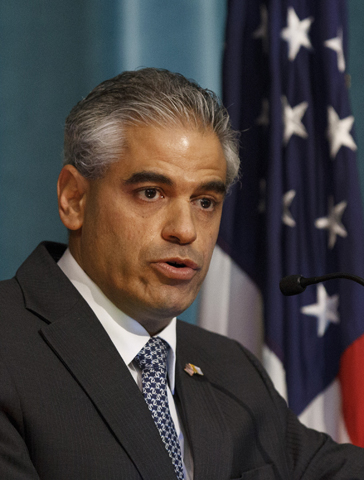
166 261 186 268
152 259 198 280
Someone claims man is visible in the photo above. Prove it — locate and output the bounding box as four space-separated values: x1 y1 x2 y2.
0 68 363 479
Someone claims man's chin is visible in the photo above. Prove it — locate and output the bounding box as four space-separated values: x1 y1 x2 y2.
133 302 189 335
148 301 192 322
155 287 198 317
141 294 197 327
110 282 201 329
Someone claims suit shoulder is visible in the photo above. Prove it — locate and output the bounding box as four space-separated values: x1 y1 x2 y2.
176 319 281 400
176 319 267 379
0 277 24 309
0 276 45 347
177 318 234 343
177 319 253 357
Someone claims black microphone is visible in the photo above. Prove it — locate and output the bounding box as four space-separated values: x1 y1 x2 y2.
280 272 364 296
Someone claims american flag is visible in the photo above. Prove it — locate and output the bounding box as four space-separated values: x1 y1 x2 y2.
199 0 364 446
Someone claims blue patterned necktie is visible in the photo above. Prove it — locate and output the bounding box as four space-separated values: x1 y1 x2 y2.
134 337 185 480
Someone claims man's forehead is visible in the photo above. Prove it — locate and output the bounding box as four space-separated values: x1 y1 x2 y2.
123 123 221 147
128 123 222 155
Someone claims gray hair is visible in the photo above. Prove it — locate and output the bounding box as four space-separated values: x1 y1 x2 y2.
64 68 240 189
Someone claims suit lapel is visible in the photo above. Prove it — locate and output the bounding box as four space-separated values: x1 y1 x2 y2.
175 323 233 480
40 308 177 480
17 242 177 480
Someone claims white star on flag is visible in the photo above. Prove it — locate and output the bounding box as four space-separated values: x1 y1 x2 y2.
282 96 309 144
315 196 348 249
281 7 313 61
301 283 339 337
324 28 345 72
256 98 269 126
327 106 357 158
282 190 296 227
253 5 269 53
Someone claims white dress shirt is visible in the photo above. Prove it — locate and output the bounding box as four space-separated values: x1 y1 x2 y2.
58 248 193 479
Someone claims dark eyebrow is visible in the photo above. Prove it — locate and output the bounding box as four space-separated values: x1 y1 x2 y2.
123 171 226 196
123 171 174 186
198 180 227 196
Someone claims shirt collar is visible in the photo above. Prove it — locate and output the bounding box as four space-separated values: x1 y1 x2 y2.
57 248 177 393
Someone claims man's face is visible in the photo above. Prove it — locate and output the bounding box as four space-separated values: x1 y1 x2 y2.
68 125 226 333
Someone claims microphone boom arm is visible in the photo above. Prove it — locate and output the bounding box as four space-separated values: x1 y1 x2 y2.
280 272 364 296
301 272 364 288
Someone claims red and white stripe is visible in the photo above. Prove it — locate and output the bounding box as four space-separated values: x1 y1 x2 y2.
198 246 362 446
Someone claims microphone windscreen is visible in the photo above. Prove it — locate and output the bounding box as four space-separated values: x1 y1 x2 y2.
279 275 306 296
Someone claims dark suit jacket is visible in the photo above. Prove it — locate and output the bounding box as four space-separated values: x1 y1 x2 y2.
0 242 363 479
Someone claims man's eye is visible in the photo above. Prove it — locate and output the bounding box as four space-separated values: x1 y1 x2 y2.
144 188 158 199
199 198 214 210
137 188 163 201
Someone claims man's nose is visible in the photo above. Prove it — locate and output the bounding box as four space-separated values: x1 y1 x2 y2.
161 199 197 245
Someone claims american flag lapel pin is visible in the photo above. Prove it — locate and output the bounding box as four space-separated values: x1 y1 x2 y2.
184 363 204 377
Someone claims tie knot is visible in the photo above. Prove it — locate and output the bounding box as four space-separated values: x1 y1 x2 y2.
134 337 169 372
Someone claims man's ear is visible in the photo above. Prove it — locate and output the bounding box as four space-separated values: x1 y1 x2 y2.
57 165 89 231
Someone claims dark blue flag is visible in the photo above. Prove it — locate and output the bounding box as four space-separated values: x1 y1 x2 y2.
200 0 364 445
